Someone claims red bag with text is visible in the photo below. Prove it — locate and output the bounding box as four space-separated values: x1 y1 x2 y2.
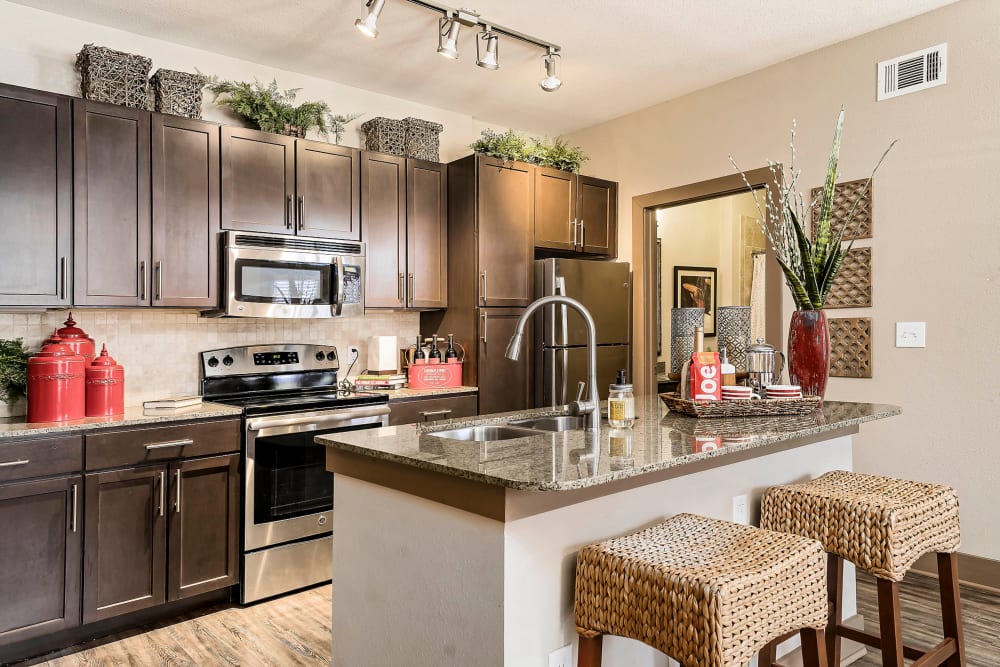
689 352 721 401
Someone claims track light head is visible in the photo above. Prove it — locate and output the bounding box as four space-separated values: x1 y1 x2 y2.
539 50 562 92
355 0 385 38
476 30 499 70
437 17 461 59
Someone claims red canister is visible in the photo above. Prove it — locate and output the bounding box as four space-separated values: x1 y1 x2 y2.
46 313 96 364
27 331 86 423
85 344 125 417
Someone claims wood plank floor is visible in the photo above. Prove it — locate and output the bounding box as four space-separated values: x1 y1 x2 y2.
12 572 999 666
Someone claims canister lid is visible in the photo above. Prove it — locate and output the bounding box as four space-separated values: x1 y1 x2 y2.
745 337 777 354
89 344 120 367
32 331 76 358
56 312 94 341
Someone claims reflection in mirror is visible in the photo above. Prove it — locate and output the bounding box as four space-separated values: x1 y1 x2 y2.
654 190 766 379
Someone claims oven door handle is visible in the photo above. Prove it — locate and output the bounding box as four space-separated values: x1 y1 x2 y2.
334 256 346 316
247 405 390 432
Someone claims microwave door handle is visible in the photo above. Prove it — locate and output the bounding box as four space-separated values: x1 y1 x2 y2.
334 256 346 316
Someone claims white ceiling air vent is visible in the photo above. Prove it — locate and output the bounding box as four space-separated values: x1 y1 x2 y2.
877 43 947 101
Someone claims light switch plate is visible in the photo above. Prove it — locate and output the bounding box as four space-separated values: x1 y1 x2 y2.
548 644 572 667
732 494 749 525
895 322 926 348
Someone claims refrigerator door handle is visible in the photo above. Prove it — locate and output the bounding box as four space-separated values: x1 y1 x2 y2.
558 348 569 405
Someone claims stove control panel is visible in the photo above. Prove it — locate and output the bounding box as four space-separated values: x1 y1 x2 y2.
201 344 339 378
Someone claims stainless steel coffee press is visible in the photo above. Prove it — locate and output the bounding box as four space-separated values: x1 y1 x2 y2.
745 338 785 394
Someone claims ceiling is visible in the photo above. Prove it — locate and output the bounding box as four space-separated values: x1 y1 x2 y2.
12 0 958 135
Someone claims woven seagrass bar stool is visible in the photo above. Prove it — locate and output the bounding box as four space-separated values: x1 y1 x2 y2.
573 513 831 667
760 470 965 667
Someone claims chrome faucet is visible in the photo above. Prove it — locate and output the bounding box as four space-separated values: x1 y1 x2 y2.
504 295 601 432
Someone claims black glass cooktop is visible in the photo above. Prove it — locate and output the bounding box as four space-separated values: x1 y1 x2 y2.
209 387 388 417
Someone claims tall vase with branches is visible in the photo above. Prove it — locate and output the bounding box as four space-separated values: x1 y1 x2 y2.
729 108 895 397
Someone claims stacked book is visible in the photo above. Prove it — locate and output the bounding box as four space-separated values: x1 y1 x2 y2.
353 373 407 390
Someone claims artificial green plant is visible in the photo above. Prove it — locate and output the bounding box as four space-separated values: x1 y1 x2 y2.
470 129 588 172
0 338 30 404
730 109 895 310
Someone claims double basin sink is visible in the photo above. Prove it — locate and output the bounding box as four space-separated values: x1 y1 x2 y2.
427 415 586 442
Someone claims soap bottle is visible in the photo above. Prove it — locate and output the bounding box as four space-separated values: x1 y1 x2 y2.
608 369 635 428
719 345 736 386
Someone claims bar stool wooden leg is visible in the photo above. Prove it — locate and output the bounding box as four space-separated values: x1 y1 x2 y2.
826 554 843 666
757 640 777 667
577 633 603 667
800 627 830 667
937 552 967 667
876 578 905 667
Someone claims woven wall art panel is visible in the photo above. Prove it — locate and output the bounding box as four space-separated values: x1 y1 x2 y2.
829 317 872 378
811 178 873 240
826 247 872 309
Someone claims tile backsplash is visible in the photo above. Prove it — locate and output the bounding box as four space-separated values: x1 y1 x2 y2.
0 309 419 417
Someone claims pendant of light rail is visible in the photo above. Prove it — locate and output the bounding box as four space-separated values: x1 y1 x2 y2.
353 0 561 91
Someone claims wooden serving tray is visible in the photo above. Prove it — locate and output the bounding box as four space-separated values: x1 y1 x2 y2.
659 392 822 418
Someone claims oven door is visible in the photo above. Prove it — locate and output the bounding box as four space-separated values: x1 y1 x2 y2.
244 405 389 551
225 245 365 318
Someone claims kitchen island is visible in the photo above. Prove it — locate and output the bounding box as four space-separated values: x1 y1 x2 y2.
318 399 900 667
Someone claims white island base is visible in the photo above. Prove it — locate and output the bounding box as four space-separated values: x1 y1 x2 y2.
330 434 861 667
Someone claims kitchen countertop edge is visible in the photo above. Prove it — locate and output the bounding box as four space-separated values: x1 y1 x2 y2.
0 402 244 439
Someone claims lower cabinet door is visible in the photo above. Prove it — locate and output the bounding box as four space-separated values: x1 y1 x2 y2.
168 454 240 600
83 465 167 623
0 475 82 645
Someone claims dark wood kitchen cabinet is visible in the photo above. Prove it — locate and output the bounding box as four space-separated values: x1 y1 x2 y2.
83 420 241 623
73 100 152 306
0 84 73 307
151 115 220 307
476 308 532 415
364 152 447 309
221 127 360 240
534 167 617 257
0 442 82 646
387 392 478 425
476 157 534 306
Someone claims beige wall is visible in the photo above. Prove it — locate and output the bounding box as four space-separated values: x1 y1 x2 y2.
568 0 1000 560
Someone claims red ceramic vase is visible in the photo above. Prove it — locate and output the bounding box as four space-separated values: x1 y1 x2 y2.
787 310 830 399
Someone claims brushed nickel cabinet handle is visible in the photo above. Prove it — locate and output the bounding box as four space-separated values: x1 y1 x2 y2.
398 273 404 303
480 311 488 344
419 409 452 420
570 219 578 247
285 194 293 229
60 256 67 300
144 439 194 450
70 483 78 533
158 470 166 517
154 260 162 301
480 271 488 305
579 219 585 248
139 260 146 301
0 459 29 468
298 195 305 229
408 273 414 307
174 469 182 513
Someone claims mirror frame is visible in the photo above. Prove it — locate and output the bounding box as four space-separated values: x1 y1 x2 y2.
630 166 783 397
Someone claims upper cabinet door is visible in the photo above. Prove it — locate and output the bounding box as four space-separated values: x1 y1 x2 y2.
577 175 618 257
73 100 151 306
477 157 534 307
533 167 576 252
296 140 360 240
220 127 295 235
0 85 72 307
406 159 447 309
151 115 220 308
362 152 406 308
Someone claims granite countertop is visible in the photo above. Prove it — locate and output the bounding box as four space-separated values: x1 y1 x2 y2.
0 402 243 439
317 400 901 491
375 386 478 402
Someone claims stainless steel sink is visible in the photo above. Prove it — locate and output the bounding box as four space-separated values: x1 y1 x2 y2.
510 415 587 432
427 425 544 442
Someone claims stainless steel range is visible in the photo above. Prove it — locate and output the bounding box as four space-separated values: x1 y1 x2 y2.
200 344 389 603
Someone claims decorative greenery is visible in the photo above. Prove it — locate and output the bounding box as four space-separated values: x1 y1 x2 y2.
470 129 588 172
205 77 361 142
729 109 895 310
0 339 30 405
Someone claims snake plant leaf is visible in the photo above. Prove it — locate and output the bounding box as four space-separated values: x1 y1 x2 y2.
815 109 844 253
819 249 846 304
788 206 821 307
774 255 816 310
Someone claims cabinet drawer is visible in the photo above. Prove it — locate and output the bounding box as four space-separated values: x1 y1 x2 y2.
388 394 478 426
0 435 82 483
86 419 240 470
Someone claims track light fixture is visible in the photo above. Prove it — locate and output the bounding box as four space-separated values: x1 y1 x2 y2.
354 0 561 90
354 0 386 38
437 16 461 59
539 48 562 92
476 29 499 70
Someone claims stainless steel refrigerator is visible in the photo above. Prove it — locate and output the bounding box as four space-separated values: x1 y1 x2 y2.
534 258 631 408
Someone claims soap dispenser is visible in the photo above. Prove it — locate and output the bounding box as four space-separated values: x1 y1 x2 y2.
608 368 635 428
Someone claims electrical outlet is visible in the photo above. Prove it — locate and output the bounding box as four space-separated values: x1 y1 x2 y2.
732 494 749 525
548 644 572 667
895 322 926 348
348 346 360 359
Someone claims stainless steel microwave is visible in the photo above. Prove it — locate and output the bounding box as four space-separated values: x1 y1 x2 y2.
217 232 365 318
